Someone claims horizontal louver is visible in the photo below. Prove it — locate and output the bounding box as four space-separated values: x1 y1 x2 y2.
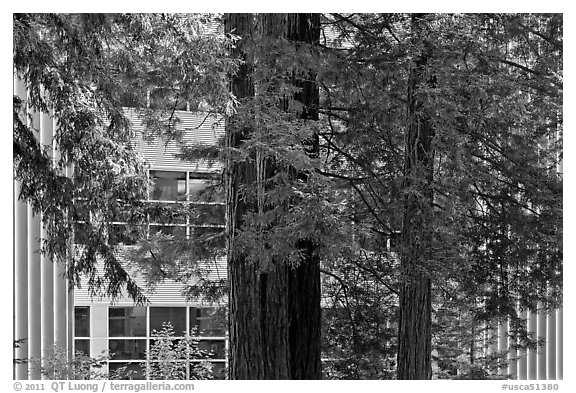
73 247 226 306
123 108 224 172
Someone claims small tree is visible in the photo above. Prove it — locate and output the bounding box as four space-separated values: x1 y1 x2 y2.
145 322 214 380
29 346 128 380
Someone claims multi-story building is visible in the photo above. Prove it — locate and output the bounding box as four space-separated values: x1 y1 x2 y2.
72 108 228 379
14 70 228 379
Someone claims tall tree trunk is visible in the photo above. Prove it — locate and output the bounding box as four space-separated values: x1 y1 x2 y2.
397 14 435 380
225 13 321 380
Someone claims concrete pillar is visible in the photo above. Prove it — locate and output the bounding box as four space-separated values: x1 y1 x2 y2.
40 111 54 378
14 180 29 380
14 76 29 380
556 307 562 380
508 318 518 379
53 115 68 352
54 262 68 348
498 319 508 376
27 107 42 380
518 310 527 380
527 310 537 380
537 305 547 379
546 309 556 380
66 162 75 360
67 288 74 360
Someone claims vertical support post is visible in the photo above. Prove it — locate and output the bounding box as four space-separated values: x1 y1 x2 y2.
537 305 547 379
53 115 68 353
518 310 527 380
556 307 562 380
40 111 54 378
27 106 42 380
66 163 75 361
67 281 74 361
14 180 29 379
527 310 537 380
508 317 518 379
546 309 556 380
498 319 508 377
14 76 29 380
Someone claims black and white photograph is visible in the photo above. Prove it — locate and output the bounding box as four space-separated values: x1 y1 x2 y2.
11 8 565 388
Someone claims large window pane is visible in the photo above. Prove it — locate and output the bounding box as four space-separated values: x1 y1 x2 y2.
188 204 225 226
149 338 187 360
109 307 147 337
190 227 225 249
148 203 187 225
190 308 225 337
149 171 186 201
150 307 186 335
188 178 223 203
209 362 227 380
198 340 226 359
149 225 186 238
74 339 90 356
74 307 90 337
109 339 147 360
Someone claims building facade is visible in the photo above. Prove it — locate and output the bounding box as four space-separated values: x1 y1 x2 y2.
13 77 563 382
73 109 227 379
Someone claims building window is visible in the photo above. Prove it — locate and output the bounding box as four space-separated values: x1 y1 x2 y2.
74 307 90 337
103 306 227 380
109 307 147 337
150 307 186 335
74 307 91 357
149 171 186 201
109 339 147 360
190 307 226 337
74 339 90 356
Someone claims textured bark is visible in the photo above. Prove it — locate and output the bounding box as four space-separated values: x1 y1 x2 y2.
225 13 321 380
397 14 435 380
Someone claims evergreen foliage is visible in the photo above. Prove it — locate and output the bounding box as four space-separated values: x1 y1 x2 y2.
14 13 562 379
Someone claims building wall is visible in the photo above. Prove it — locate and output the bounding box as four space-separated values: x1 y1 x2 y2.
72 108 228 379
13 76 73 380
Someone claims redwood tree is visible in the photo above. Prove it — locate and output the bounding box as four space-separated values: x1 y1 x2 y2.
396 14 435 380
225 13 322 379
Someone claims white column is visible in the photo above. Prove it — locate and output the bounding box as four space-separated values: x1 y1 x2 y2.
498 319 508 376
527 310 537 380
53 115 68 352
508 318 518 379
67 287 74 360
27 107 42 380
40 111 54 378
546 309 556 380
556 308 562 380
54 262 68 349
66 163 75 361
537 305 547 379
518 310 527 380
14 76 29 380
14 180 29 380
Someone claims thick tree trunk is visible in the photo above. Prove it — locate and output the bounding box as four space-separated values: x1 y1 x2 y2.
225 13 321 380
397 14 435 380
